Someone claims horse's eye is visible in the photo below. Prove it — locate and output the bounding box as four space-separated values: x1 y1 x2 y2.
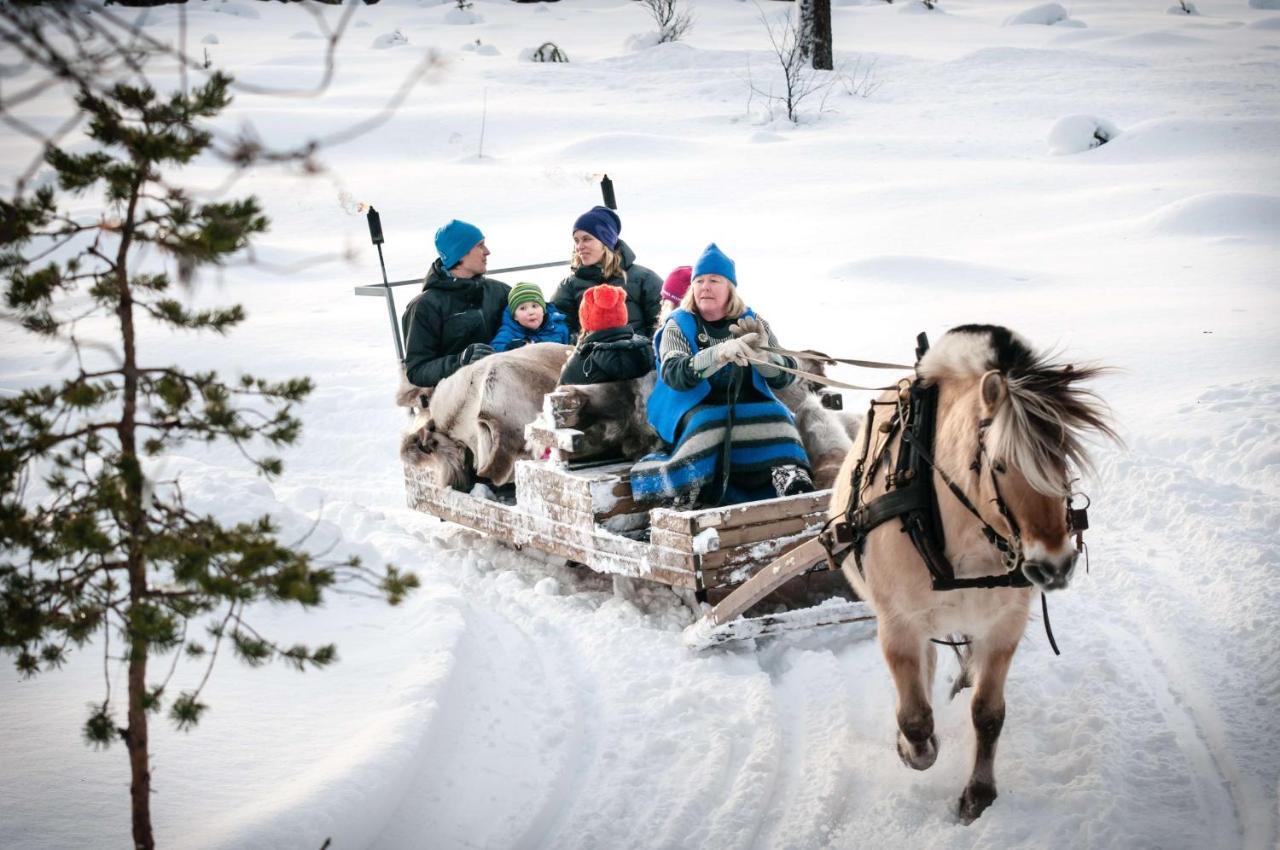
992 460 1007 474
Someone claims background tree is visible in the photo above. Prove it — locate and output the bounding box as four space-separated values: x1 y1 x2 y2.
799 0 832 71
0 6 417 849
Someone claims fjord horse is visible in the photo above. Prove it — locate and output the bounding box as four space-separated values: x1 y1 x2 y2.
830 325 1116 823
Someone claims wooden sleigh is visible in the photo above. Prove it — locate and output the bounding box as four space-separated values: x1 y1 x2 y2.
404 386 877 649
355 236 876 648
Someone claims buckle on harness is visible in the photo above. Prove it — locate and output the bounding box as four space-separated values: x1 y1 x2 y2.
831 520 856 545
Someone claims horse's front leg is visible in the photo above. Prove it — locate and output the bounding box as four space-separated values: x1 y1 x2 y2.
881 626 938 771
958 640 1015 823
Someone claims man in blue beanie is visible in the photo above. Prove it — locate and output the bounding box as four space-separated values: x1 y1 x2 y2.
401 219 512 390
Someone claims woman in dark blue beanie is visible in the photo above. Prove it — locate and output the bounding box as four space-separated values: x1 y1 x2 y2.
630 243 813 507
550 206 663 341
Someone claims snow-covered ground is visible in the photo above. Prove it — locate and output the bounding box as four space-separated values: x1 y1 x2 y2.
2 1 1278 848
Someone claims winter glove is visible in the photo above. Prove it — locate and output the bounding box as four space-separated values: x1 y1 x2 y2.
752 353 787 380
506 339 529 351
689 333 759 378
730 317 765 339
459 343 495 365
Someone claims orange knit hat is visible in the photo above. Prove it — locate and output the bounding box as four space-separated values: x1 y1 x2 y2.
579 284 629 334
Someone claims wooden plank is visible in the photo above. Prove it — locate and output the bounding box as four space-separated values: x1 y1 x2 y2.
546 389 585 428
524 423 583 454
649 507 697 535
405 464 698 587
656 511 827 553
703 537 830 626
690 491 832 532
702 523 826 575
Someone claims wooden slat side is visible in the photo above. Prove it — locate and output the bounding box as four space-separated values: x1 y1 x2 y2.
690 491 833 532
649 507 697 535
406 464 697 586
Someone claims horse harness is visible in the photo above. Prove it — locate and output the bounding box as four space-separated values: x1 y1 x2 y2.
815 334 1091 654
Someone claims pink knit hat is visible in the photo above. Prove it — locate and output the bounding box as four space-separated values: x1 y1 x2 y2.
661 266 692 306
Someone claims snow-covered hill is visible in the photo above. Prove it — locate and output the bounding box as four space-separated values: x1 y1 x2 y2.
1 1 1277 848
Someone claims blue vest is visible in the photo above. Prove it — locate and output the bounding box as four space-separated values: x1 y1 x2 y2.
647 308 789 444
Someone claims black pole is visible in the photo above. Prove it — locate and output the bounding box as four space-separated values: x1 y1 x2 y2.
600 174 616 210
367 206 405 363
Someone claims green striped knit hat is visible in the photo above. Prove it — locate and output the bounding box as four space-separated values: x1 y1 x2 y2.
508 282 545 316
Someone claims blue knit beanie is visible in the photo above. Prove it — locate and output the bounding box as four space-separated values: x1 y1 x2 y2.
434 219 484 270
692 243 736 286
572 206 622 249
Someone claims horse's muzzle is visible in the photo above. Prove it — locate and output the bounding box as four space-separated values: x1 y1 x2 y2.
1021 550 1078 591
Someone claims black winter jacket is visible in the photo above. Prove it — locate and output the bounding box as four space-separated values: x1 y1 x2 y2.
550 239 663 339
401 259 511 388
559 326 655 386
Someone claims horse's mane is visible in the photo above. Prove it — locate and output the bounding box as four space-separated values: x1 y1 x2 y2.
918 324 1118 495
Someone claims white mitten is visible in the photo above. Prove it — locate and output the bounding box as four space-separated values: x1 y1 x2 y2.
731 317 765 339
753 354 786 379
690 333 759 377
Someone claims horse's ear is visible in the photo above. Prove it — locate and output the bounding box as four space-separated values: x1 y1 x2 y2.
980 370 1006 414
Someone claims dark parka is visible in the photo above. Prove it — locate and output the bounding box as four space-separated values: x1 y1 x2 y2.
559 327 655 386
402 258 511 388
550 239 663 339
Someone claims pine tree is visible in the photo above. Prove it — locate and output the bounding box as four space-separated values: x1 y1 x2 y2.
0 9 417 849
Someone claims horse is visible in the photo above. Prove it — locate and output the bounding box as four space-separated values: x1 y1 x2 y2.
828 324 1117 823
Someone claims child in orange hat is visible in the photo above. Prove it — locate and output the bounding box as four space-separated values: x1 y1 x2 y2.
559 284 654 385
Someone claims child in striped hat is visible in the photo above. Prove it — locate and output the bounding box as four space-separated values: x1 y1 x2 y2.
490 282 571 352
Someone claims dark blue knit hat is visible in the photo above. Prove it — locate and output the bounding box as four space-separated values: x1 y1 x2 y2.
435 219 484 269
692 243 736 285
572 206 622 249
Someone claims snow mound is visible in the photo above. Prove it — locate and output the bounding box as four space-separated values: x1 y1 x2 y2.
1147 192 1280 239
1004 3 1083 26
212 3 260 19
444 7 483 25
946 46 1136 73
1248 15 1280 28
1249 0 1280 9
1048 114 1121 155
372 30 409 49
461 41 500 56
555 132 705 161
898 1 943 13
829 256 1041 290
1105 31 1211 49
201 33 219 45
625 32 664 51
1085 117 1280 162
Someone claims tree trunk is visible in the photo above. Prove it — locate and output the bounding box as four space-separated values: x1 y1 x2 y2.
803 0 833 70
119 169 154 850
126 645 154 850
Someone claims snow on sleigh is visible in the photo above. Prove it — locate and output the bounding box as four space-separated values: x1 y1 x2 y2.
354 207 876 649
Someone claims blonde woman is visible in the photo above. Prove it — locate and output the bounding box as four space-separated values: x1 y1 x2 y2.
550 206 662 340
630 243 812 507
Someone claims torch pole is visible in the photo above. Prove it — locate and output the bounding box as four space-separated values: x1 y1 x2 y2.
367 206 405 363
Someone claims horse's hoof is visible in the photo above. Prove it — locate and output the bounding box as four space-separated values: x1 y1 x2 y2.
896 731 938 771
958 781 997 824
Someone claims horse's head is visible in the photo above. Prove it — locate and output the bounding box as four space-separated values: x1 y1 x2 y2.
922 325 1117 592
400 412 473 492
